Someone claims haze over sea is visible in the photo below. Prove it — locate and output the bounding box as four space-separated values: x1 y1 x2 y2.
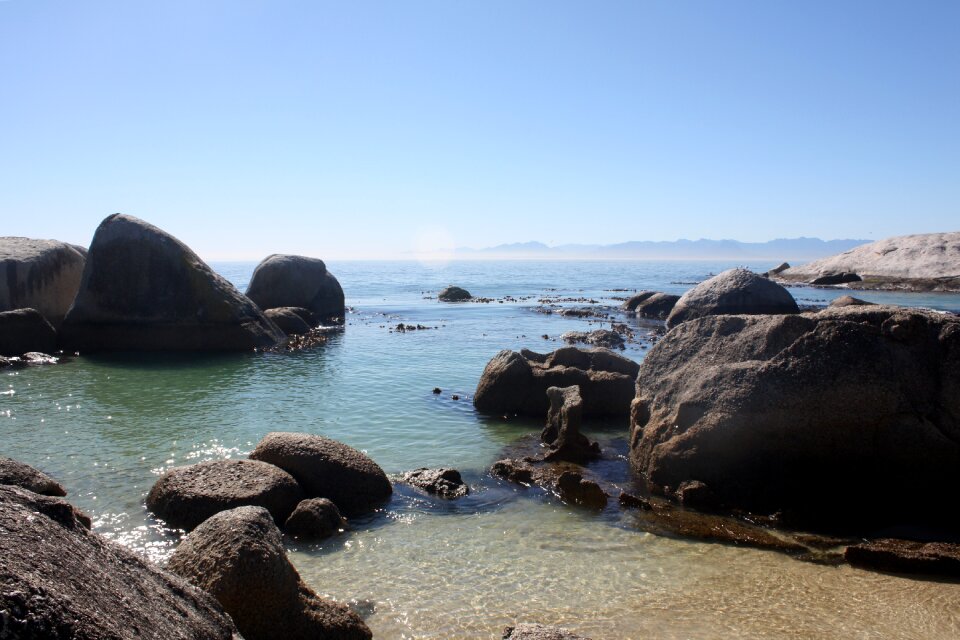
4 259 960 639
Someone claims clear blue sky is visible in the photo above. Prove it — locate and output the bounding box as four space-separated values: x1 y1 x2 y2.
1 1 957 259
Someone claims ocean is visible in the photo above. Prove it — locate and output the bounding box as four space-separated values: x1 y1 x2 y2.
4 260 960 639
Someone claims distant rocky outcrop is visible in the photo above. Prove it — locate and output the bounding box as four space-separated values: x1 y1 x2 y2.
246 254 345 324
168 506 371 640
630 305 960 529
0 237 86 327
0 456 66 496
474 347 639 417
249 432 392 516
0 308 56 356
0 485 238 640
147 459 304 531
778 232 960 291
400 468 469 499
60 214 285 351
438 285 472 302
666 268 799 329
633 292 680 320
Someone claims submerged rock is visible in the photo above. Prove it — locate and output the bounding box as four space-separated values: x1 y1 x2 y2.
0 456 66 496
168 506 371 640
60 214 285 351
633 292 680 320
0 485 238 640
666 268 799 329
0 308 56 357
400 468 469 498
0 237 86 327
147 459 304 531
503 623 592 639
249 432 392 515
438 285 472 302
541 386 600 463
284 498 346 540
844 539 960 577
246 254 345 324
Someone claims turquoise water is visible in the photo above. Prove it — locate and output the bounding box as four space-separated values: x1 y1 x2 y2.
3 260 960 639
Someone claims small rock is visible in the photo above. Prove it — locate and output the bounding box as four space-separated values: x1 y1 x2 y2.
560 329 624 350
432 387 442 394
634 292 680 320
829 295 874 307
621 291 657 312
284 498 346 539
438 286 472 302
0 456 67 496
556 472 607 509
400 468 469 498
618 491 652 510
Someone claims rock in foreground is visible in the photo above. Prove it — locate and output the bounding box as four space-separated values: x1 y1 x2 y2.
168 506 371 640
0 237 86 327
0 456 66 496
246 254 345 324
666 268 798 328
0 308 56 357
630 305 960 529
60 214 285 351
250 432 392 515
0 485 238 640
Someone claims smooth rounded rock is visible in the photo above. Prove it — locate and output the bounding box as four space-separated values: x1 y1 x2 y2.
246 254 345 324
634 292 680 320
666 268 799 329
0 237 86 327
284 498 346 539
621 291 657 312
438 285 472 301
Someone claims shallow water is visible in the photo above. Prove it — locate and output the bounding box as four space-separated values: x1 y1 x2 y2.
3 260 959 639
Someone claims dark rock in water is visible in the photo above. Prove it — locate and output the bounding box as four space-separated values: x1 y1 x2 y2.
0 308 56 356
432 387 442 394
630 305 960 530
810 272 862 286
491 458 535 485
0 237 86 327
844 539 960 577
249 432 392 516
474 347 638 417
556 472 607 509
401 467 469 498
634 292 680 320
491 457 608 511
676 480 718 510
829 295 874 308
168 506 371 640
541 386 600 463
147 459 304 531
666 268 799 329
621 291 657 312
246 254 345 324
767 262 791 277
265 307 313 335
618 491 652 511
60 214 285 351
284 498 346 540
503 623 591 639
561 329 624 349
0 485 238 640
0 456 66 496
438 285 472 302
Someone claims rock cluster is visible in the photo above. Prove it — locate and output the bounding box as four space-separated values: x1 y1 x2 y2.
246 254 345 325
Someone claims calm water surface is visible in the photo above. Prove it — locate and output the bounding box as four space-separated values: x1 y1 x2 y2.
3 261 959 639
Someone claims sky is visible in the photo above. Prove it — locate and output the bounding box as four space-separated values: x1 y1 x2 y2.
1 1 958 260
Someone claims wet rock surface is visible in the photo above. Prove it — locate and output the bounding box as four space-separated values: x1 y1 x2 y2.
844 539 960 577
666 267 799 328
0 237 86 327
0 456 66 496
541 386 600 463
502 623 592 639
284 498 346 540
0 485 238 640
168 506 371 640
633 292 680 320
0 308 57 357
438 285 472 301
400 468 469 498
246 254 345 324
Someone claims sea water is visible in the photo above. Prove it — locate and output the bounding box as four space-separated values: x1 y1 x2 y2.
3 260 959 639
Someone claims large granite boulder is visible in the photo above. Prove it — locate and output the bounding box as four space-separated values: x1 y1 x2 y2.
474 347 639 417
0 456 66 496
0 485 238 640
245 254 345 324
250 432 392 515
60 214 285 351
633 292 680 320
0 237 86 327
0 308 56 356
666 268 799 329
167 506 371 640
630 305 960 528
147 459 304 531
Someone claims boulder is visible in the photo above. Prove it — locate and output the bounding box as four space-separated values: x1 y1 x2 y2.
502 623 591 639
474 347 639 417
555 472 607 509
634 292 680 320
438 285 472 302
245 254 345 324
0 456 66 496
829 295 874 308
0 237 86 327
0 308 56 356
666 268 799 329
844 539 960 577
147 459 304 531
630 305 960 529
621 291 656 312
0 485 238 640
249 432 392 515
766 262 791 277
284 498 346 539
60 214 285 351
400 468 469 498
541 386 600 463
560 329 624 350
810 272 862 286
167 506 371 640
265 307 312 335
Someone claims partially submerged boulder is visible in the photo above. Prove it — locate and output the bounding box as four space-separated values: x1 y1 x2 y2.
147 459 304 531
666 268 799 329
474 347 639 417
438 285 472 302
810 272 862 286
560 329 624 350
400 468 469 499
829 295 874 308
264 307 313 335
284 498 346 540
0 237 86 327
60 214 285 351
633 292 679 320
630 305 960 529
0 308 56 356
0 485 238 640
249 432 392 515
168 506 371 640
621 291 656 312
245 254 345 324
541 386 600 463
0 456 66 496
503 623 591 639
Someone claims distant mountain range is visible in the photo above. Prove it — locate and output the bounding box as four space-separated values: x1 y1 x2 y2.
453 237 869 261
